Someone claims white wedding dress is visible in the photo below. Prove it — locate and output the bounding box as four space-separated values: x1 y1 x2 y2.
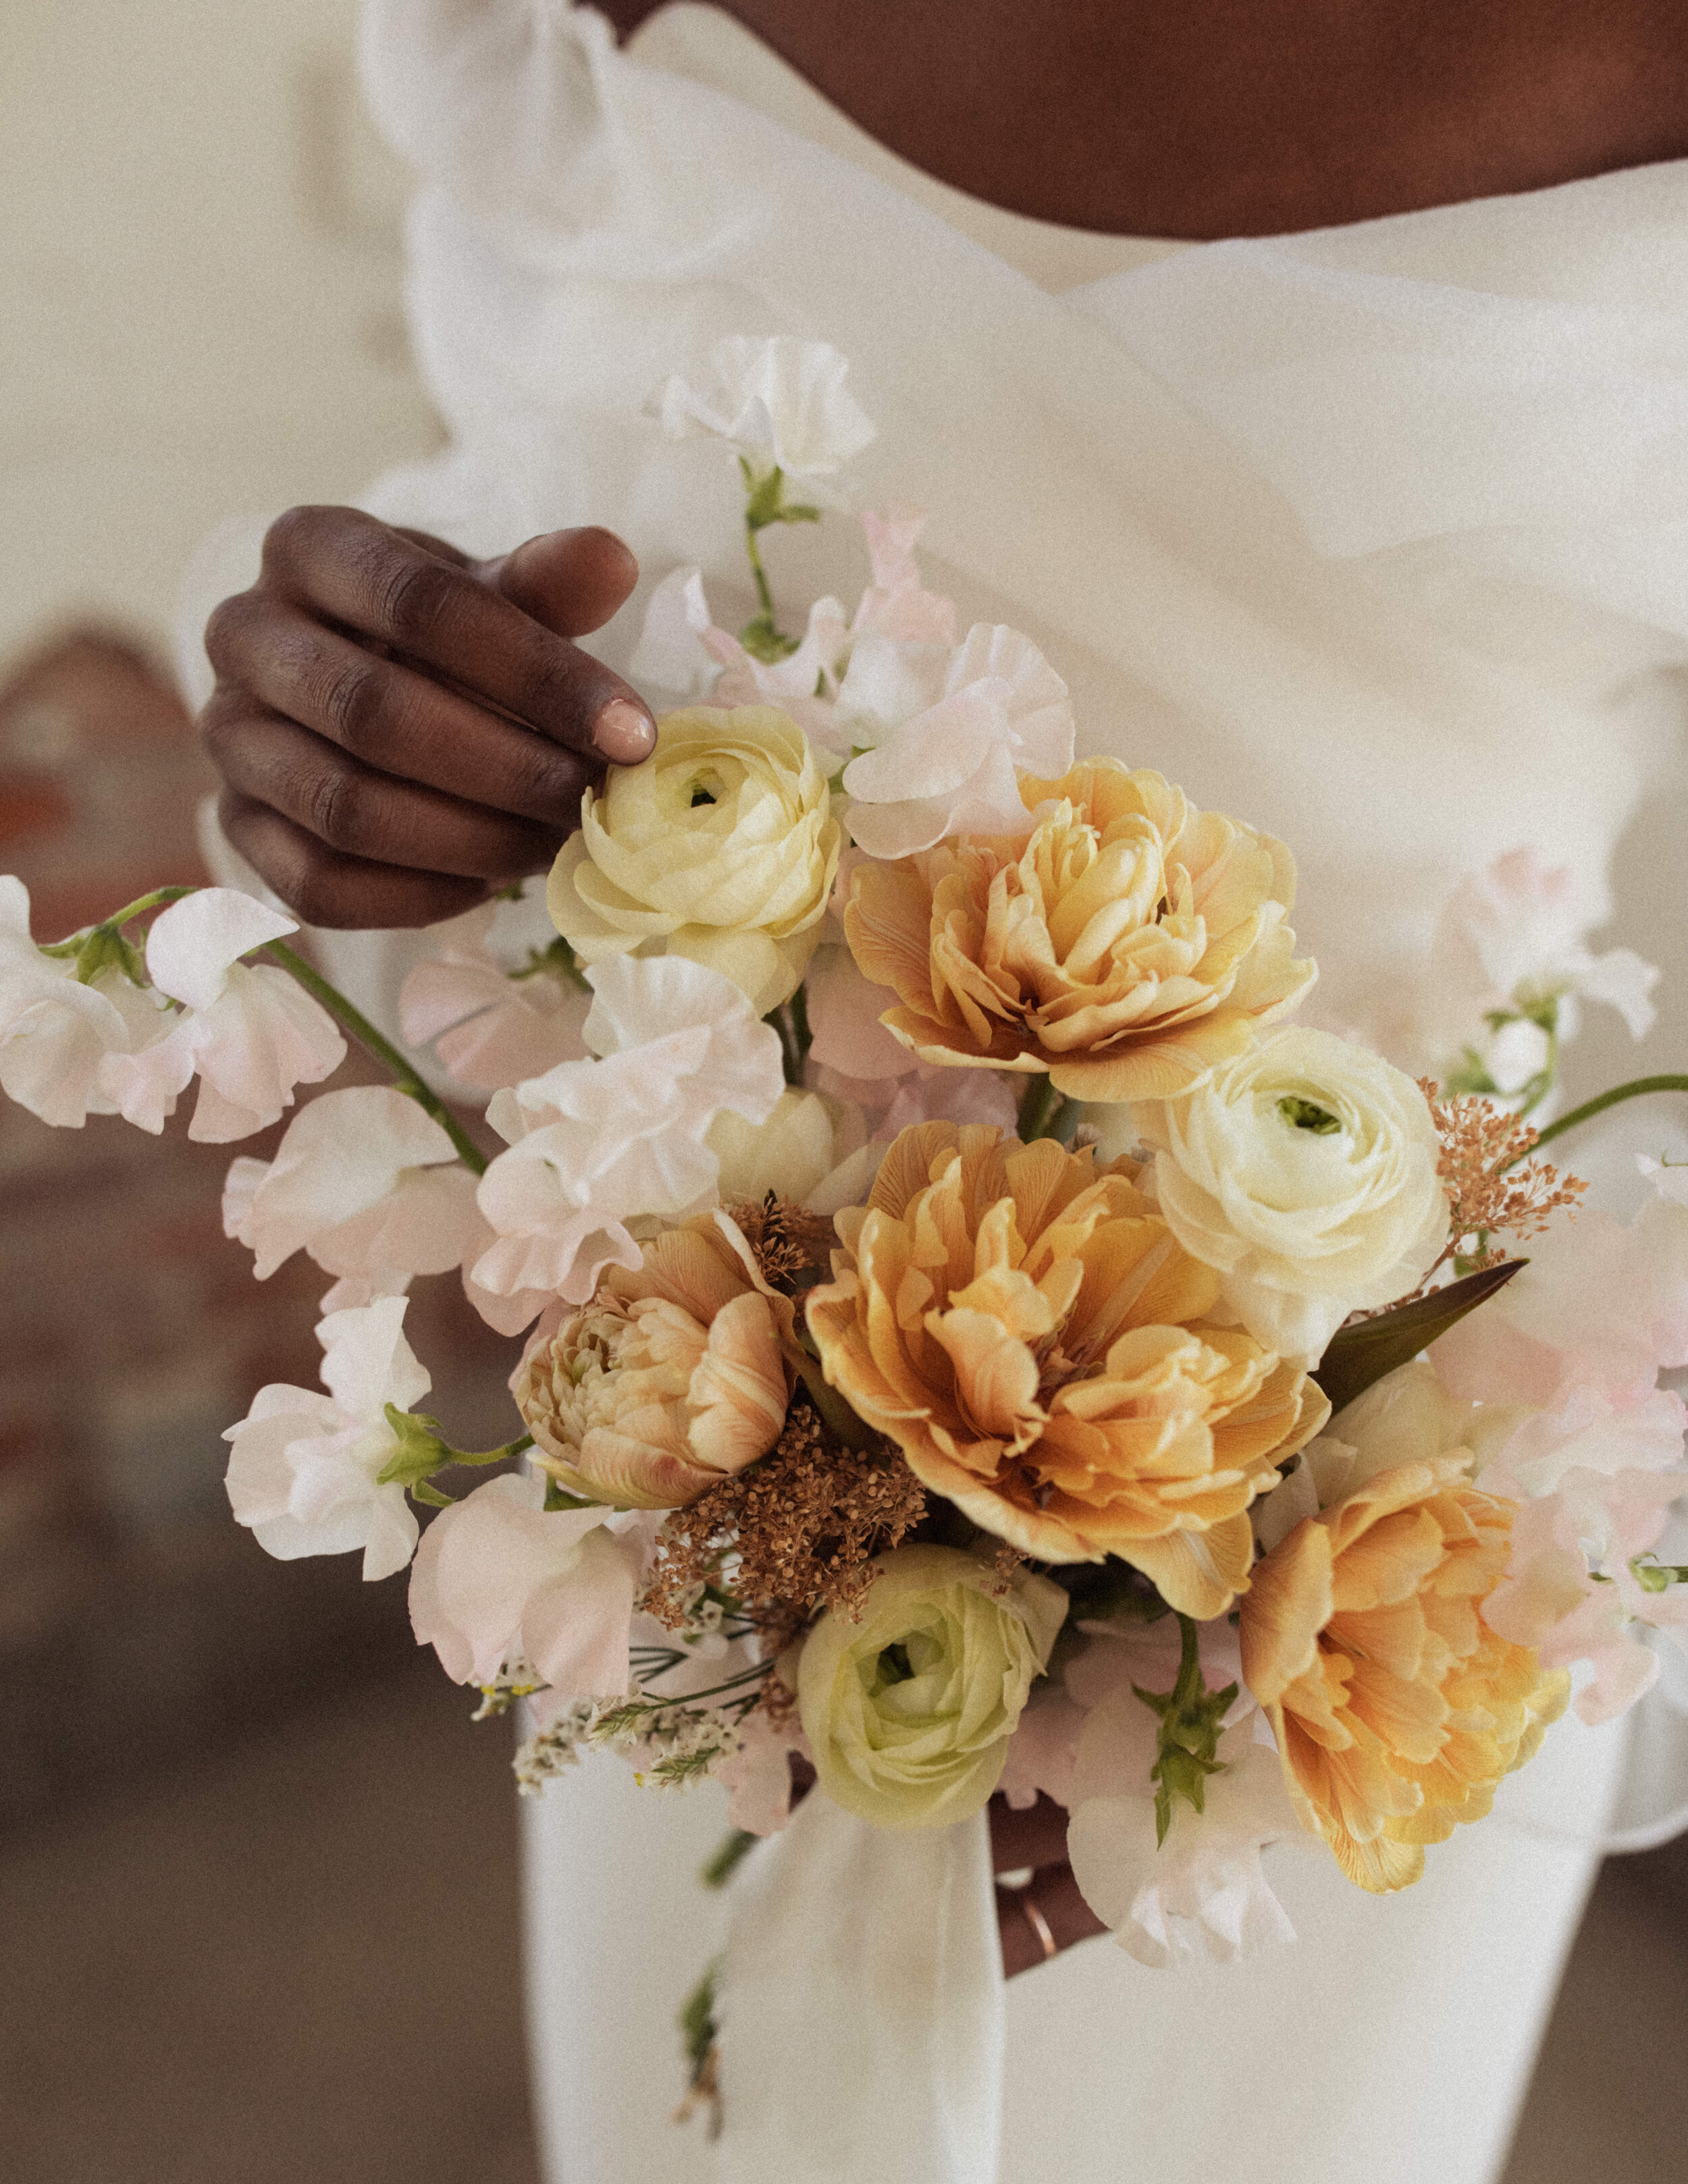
179 5 1688 2180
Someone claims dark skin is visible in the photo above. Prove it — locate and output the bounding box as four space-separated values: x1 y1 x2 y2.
200 0 1688 1971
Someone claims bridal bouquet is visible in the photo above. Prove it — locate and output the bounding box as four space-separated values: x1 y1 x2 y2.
7 339 1688 1989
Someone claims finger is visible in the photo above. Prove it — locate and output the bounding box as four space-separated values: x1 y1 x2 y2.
204 597 594 827
997 1864 1108 1979
473 525 641 641
217 790 496 930
207 708 565 881
259 507 656 765
989 1792 1071 1876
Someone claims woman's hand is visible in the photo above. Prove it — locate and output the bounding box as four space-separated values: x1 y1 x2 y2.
199 508 656 930
989 1791 1107 1976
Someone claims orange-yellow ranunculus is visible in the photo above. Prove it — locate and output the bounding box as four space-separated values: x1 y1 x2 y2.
1240 1456 1568 1892
843 759 1314 1103
805 1122 1327 1617
517 1213 797 1509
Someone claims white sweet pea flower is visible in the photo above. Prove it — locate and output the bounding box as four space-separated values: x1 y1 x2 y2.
223 1085 488 1310
1134 1028 1449 1364
849 505 957 648
655 336 875 481
471 954 785 1316
1639 1152 1688 1208
0 877 168 1125
839 623 1075 859
223 1295 430 1581
1064 1622 1302 1969
408 1471 643 1701
398 896 591 1093
101 888 345 1140
1429 847 1658 1092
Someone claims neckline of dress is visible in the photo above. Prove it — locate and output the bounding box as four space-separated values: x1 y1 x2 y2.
621 1 1688 296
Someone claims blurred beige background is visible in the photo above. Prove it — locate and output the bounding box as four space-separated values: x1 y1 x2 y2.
1 5 1685 2182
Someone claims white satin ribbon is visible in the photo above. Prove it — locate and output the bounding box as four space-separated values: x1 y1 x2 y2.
714 1793 1004 2183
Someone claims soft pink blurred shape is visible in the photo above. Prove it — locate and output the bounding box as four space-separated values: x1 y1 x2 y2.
222 1295 429 1582
1485 1483 1688 1725
851 505 957 647
471 955 785 1319
716 1707 812 1836
805 943 1019 1138
398 904 591 1092
1434 1198 1688 1411
101 888 345 1140
223 1085 490 1311
997 1683 1084 1814
408 1471 640 1699
708 597 853 738
841 623 1075 860
1062 1622 1298 1969
0 876 173 1126
1433 845 1658 1040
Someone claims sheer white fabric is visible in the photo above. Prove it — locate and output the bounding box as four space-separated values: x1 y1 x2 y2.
179 3 1688 2177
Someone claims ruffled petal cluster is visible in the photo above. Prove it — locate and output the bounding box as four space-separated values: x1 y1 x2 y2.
844 760 1314 1103
0 877 167 1126
1240 1454 1568 1891
806 1122 1327 1616
515 1213 799 1509
548 706 842 1015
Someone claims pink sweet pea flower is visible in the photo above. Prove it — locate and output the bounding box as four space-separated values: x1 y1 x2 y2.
101 888 345 1141
408 1471 642 1701
222 1295 431 1582
0 877 169 1126
399 903 591 1094
223 1085 490 1310
470 955 785 1320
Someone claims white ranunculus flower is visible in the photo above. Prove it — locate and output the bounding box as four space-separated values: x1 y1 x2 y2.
654 336 876 481
706 1085 870 1210
1135 1027 1448 1363
548 705 843 1016
796 1544 1066 1830
222 1295 430 1581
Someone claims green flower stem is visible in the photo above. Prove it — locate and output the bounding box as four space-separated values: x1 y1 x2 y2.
745 518 780 629
449 1432 535 1468
263 938 489 1176
1016 1074 1067 1144
38 884 198 961
1502 1073 1688 1173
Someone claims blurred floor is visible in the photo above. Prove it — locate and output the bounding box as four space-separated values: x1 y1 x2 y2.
2 1656 1686 2184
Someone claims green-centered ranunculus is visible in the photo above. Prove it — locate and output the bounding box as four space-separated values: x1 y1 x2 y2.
796 1543 1067 1830
547 705 841 1015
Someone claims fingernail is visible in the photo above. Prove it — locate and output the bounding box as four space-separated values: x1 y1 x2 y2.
593 698 656 764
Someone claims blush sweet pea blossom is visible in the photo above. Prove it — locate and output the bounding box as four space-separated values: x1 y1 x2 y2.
471 954 785 1319
655 336 876 483
223 1295 431 1582
0 878 168 1126
408 1471 644 1701
101 888 345 1141
398 896 591 1093
223 1085 488 1310
1064 1620 1300 1968
839 623 1076 859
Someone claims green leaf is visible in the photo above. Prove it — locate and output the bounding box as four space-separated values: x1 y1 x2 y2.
411 1479 456 1509
701 1829 759 1889
1312 1261 1526 1418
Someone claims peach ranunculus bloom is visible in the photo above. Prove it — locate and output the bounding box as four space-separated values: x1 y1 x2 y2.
842 759 1315 1103
515 1211 799 1510
804 1122 1327 1618
1239 1455 1568 1892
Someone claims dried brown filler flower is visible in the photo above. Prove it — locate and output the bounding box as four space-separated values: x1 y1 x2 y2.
1419 1082 1585 1277
720 1192 838 1295
641 1404 927 1640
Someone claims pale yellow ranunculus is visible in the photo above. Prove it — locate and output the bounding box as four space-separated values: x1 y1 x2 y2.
797 1543 1067 1830
548 705 842 1015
